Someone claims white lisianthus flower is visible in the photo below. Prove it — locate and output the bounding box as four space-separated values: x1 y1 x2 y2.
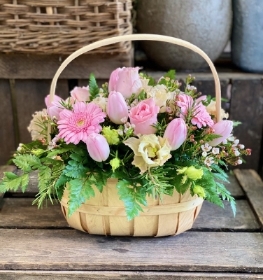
206 100 229 119
124 134 172 174
27 109 48 141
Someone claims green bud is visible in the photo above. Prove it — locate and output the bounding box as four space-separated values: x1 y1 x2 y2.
177 166 203 181
102 126 119 145
193 185 206 198
185 166 203 180
110 157 121 172
31 149 45 156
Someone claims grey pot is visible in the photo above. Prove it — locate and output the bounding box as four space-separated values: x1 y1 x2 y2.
232 0 263 73
136 0 232 70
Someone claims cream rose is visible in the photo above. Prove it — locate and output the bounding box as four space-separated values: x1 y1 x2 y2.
27 109 48 141
147 84 174 113
124 134 172 174
206 100 229 119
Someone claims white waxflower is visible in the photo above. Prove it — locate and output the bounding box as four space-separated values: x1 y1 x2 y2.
212 148 220 155
201 143 212 152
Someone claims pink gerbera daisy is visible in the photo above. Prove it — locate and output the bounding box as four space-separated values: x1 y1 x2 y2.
57 102 106 144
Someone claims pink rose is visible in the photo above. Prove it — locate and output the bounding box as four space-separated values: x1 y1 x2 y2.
106 91 129 124
164 118 187 150
86 133 110 162
108 67 142 98
209 120 233 146
129 98 159 135
70 86 90 102
45 94 64 120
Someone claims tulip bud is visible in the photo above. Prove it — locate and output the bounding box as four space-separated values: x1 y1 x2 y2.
45 94 64 120
108 67 142 98
209 120 233 146
164 118 187 150
86 133 110 162
106 91 129 124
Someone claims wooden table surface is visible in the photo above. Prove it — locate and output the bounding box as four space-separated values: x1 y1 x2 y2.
0 166 263 279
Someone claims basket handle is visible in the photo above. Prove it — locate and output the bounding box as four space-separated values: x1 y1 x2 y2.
49 34 221 121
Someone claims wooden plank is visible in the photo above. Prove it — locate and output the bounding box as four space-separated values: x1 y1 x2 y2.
0 230 262 272
0 80 16 165
231 79 263 170
0 198 68 228
14 79 69 144
145 70 263 81
193 200 260 230
0 50 134 79
227 172 244 197
234 169 263 228
0 271 263 280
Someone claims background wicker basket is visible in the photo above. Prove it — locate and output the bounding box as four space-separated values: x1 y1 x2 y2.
0 0 132 54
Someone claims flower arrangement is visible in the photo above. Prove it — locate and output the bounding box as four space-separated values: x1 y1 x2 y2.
0 68 251 220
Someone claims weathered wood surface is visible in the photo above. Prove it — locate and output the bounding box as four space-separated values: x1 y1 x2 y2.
0 50 134 79
0 229 262 272
234 169 263 228
0 80 16 165
1 168 263 278
231 79 263 171
1 271 263 280
15 79 69 144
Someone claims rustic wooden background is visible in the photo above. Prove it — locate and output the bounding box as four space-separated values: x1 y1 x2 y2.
0 50 262 174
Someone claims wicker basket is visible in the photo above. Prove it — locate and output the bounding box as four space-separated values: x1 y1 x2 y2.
0 0 132 54
49 34 222 237
60 179 203 237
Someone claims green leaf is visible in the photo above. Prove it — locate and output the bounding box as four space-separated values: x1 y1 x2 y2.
68 178 95 216
117 179 147 220
89 73 99 100
1 172 29 192
47 147 72 158
165 69 176 80
13 154 41 171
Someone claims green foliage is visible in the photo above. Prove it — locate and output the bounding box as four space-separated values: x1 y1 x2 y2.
89 73 100 100
68 178 95 216
117 179 147 220
164 69 176 80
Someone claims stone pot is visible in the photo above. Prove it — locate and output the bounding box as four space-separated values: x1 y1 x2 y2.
136 0 232 70
231 0 263 73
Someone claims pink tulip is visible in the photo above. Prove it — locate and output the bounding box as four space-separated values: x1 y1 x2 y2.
86 133 110 162
45 94 64 120
164 118 187 150
209 120 233 146
108 67 142 98
129 98 159 135
106 91 129 124
70 86 90 102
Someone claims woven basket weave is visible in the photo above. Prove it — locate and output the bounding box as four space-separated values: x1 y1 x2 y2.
0 0 132 54
49 34 222 237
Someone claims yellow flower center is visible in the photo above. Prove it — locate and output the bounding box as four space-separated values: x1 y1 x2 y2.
147 146 157 158
77 119 85 127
